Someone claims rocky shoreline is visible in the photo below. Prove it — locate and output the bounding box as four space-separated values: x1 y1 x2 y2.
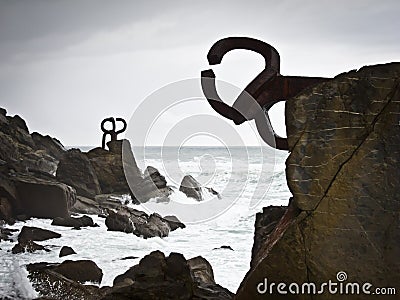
0 106 228 299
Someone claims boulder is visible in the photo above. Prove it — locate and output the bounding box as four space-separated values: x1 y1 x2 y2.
53 260 103 284
12 175 76 219
179 175 203 200
56 149 101 198
31 132 65 160
87 140 141 195
105 210 134 233
51 215 94 228
104 208 181 239
27 261 104 299
59 246 76 257
12 240 48 254
163 215 186 231
18 226 61 243
236 63 400 299
133 213 170 239
143 166 168 189
105 251 233 300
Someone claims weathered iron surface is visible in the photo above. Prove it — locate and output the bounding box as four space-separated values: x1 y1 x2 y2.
201 37 330 150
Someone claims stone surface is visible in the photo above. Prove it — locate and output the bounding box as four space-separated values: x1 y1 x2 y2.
105 208 176 239
163 215 186 231
237 63 400 299
12 175 76 219
179 175 203 200
56 149 101 198
251 205 287 267
104 250 233 300
87 140 140 195
12 240 48 254
27 261 104 299
70 196 103 215
31 132 65 161
18 226 61 243
51 215 94 228
59 246 76 257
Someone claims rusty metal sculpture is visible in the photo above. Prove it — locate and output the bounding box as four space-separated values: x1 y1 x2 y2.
201 37 330 150
101 117 127 149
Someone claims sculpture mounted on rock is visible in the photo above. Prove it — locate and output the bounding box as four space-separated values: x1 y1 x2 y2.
201 37 330 150
100 117 127 150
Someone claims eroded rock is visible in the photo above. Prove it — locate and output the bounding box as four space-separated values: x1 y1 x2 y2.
236 63 400 299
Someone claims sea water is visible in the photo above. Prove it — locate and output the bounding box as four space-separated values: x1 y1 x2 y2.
0 147 291 298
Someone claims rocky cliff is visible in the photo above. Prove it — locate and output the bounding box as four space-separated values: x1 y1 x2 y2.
237 63 400 299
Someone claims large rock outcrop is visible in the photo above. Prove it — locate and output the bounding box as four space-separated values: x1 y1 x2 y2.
56 149 102 198
103 250 233 299
237 63 400 299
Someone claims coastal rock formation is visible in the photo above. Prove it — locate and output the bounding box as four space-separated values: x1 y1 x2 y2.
59 246 76 257
251 205 287 267
86 140 140 194
105 208 177 238
12 175 76 219
179 175 220 201
27 261 104 299
12 226 60 254
51 215 95 228
179 175 203 200
103 250 233 300
18 226 61 243
56 149 102 198
237 63 400 299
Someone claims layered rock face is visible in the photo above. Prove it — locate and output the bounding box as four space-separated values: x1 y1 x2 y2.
237 63 400 299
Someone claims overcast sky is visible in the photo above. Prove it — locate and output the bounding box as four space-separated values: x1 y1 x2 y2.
0 0 399 146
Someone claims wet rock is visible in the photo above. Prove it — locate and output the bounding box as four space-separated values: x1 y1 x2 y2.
52 260 103 284
213 245 234 251
179 175 220 201
163 215 186 231
56 149 101 198
0 226 16 242
12 240 48 254
18 226 61 243
236 63 400 299
12 175 76 219
70 195 102 215
105 210 134 233
143 166 168 189
52 215 94 228
134 213 170 239
59 246 76 257
251 205 287 266
106 251 233 300
27 261 104 299
119 256 138 261
179 175 202 200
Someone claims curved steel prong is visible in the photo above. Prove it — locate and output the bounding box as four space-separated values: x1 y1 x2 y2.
101 117 116 149
207 37 280 72
201 69 245 124
115 118 127 134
